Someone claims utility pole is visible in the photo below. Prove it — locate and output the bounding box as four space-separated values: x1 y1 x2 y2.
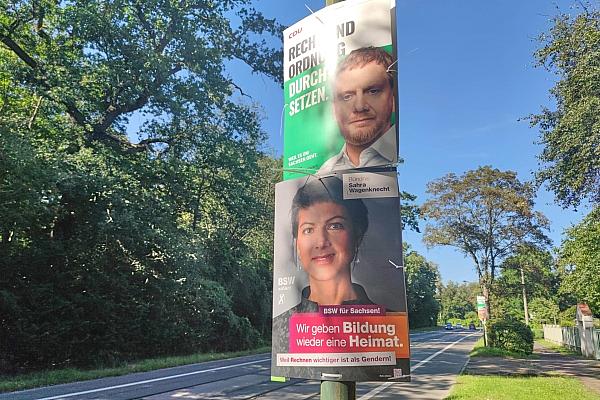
321 380 356 400
320 2 353 396
318 1 377 398
520 264 529 326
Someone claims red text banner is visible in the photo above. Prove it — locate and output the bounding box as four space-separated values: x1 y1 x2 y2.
288 313 409 358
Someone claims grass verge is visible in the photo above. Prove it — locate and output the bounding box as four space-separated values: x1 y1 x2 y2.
446 375 599 400
0 346 270 393
469 338 536 358
535 338 581 356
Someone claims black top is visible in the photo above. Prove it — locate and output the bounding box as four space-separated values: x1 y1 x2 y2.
294 283 376 313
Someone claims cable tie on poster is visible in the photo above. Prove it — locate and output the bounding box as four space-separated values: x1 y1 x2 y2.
321 373 343 380
388 259 403 269
305 4 325 25
281 168 319 178
386 59 398 73
379 161 401 170
279 103 288 138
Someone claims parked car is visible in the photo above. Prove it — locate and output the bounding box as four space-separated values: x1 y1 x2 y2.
455 323 463 329
444 322 453 330
469 322 476 330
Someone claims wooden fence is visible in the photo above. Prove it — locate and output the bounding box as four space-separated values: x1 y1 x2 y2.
543 324 599 359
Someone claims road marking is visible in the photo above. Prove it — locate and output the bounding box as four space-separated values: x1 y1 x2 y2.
358 333 478 400
33 358 270 400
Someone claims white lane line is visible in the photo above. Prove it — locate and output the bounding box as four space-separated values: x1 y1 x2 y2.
33 358 270 400
358 333 478 400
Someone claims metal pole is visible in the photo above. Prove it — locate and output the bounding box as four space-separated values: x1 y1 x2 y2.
319 2 355 400
322 381 356 400
483 320 488 347
520 265 530 326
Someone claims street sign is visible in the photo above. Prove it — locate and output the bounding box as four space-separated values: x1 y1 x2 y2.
476 296 485 310
476 295 488 321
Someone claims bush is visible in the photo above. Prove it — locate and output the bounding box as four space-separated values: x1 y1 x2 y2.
559 305 577 327
487 319 533 354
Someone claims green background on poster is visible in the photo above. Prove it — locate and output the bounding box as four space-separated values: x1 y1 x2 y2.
283 45 395 181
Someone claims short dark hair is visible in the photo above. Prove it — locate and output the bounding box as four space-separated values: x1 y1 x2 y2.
291 176 368 246
336 46 395 89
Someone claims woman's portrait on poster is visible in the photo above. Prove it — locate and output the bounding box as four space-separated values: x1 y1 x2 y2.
290 175 375 312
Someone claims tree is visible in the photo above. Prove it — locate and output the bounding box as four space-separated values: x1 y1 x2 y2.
557 206 600 315
0 1 283 372
497 245 556 324
421 166 550 315
400 190 421 233
403 244 441 328
528 297 559 326
530 6 600 208
438 281 479 323
0 0 283 154
558 305 578 327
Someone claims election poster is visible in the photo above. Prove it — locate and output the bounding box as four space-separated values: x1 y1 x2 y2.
271 169 410 382
282 0 398 180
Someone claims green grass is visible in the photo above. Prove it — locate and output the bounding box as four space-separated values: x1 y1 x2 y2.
0 346 270 393
445 375 600 400
536 338 581 356
469 338 536 359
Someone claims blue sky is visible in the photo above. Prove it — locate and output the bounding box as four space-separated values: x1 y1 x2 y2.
227 0 590 284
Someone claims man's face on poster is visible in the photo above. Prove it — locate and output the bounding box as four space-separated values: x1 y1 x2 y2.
332 62 394 148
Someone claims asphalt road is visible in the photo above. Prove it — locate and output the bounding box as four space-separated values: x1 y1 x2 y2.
1 329 480 400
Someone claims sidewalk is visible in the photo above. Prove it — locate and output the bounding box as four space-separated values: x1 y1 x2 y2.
462 342 600 395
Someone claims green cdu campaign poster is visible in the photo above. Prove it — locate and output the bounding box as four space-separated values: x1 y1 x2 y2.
282 0 398 180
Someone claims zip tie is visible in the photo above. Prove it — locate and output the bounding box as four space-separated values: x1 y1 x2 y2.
305 4 325 24
279 103 288 138
281 168 320 177
386 59 398 73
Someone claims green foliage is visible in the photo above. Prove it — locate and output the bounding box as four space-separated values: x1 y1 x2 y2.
530 5 600 208
422 166 550 316
492 296 528 322
558 305 578 327
557 207 600 314
498 245 556 299
528 298 560 327
0 143 269 371
487 319 534 355
439 280 479 322
469 338 533 359
404 243 441 328
493 245 559 324
0 0 281 374
0 0 283 153
399 191 421 233
465 311 479 325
